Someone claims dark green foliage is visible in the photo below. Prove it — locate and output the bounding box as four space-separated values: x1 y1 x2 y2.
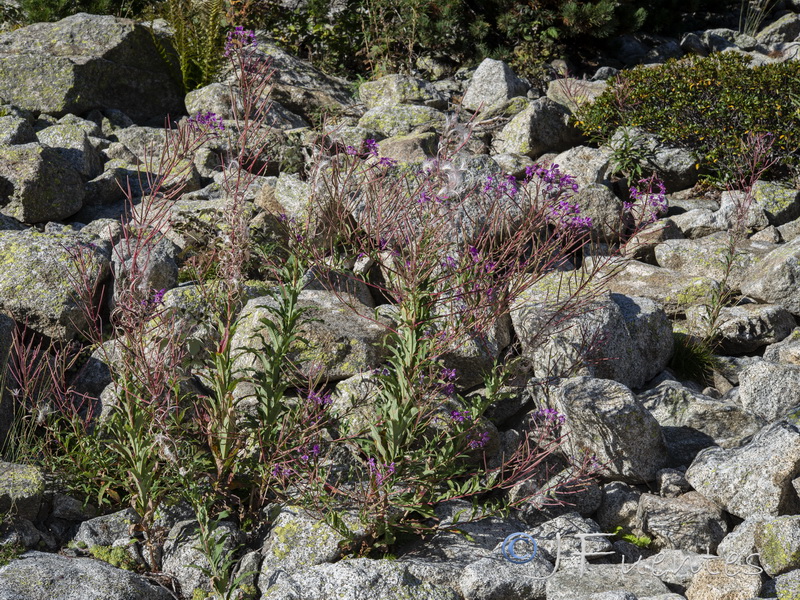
158 0 227 93
241 0 364 75
19 0 153 22
575 52 800 183
668 333 719 385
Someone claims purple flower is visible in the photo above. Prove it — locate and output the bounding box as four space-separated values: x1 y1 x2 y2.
367 458 396 486
363 138 379 157
378 156 397 168
450 410 469 423
626 176 668 225
152 288 166 304
224 26 258 56
532 407 565 425
272 464 293 477
442 256 457 269
468 246 480 261
345 145 358 156
468 431 490 449
188 111 224 132
308 390 332 407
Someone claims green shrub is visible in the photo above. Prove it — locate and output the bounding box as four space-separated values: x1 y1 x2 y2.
19 0 153 22
156 0 227 93
575 52 800 184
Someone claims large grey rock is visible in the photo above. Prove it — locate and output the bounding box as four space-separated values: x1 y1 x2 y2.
741 235 800 316
237 39 355 123
654 232 775 290
757 12 800 45
0 116 35 146
492 98 580 158
765 327 800 364
543 377 668 483
546 78 608 113
0 14 184 123
601 259 721 317
545 564 671 599
0 462 44 522
0 551 172 600
462 58 528 112
0 142 85 223
685 420 800 519
638 380 764 467
259 506 359 589
73 508 140 548
184 82 308 129
111 236 178 307
669 208 725 239
751 180 800 226
524 512 612 568
260 558 460 600
458 551 554 600
716 515 771 568
572 184 625 242
636 492 728 553
739 361 800 422
232 290 390 388
0 230 110 341
37 122 104 179
754 515 800 577
162 519 239 599
685 302 795 355
511 278 673 390
683 557 762 600
358 104 446 138
550 146 613 187
359 74 447 109
595 482 642 533
608 127 698 191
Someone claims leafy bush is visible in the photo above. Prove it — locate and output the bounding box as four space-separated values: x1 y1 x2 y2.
156 0 228 93
575 52 800 183
18 0 153 22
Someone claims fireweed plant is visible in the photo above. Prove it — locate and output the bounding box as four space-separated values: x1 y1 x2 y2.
289 128 634 549
695 132 780 349
8 27 635 582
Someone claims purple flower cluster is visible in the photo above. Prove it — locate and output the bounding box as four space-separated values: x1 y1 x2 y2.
484 173 519 198
439 367 457 395
272 464 293 478
625 177 668 225
346 138 380 158
188 111 224 132
526 163 579 196
141 288 166 307
547 199 593 231
531 407 566 426
367 457 396 485
468 431 490 449
224 26 258 56
299 444 321 461
308 390 332 407
450 410 470 423
442 255 457 269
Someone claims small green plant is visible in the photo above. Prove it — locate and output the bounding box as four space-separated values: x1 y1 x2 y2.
668 333 719 385
89 544 140 571
739 0 778 36
0 542 23 567
611 525 652 549
607 127 656 182
576 53 800 184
